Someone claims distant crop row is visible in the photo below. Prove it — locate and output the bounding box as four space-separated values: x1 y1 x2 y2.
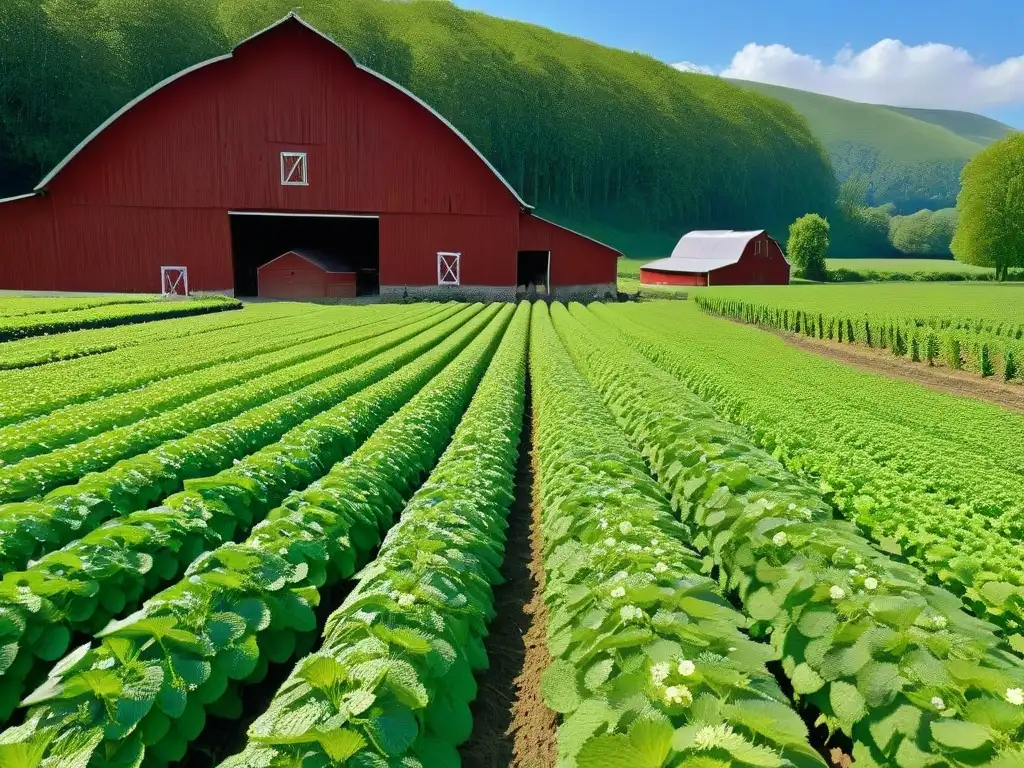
0 295 241 341
0 300 313 370
697 293 1024 380
0 294 159 318
555 302 1024 767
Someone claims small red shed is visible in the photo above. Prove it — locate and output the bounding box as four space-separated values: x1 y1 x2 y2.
257 250 357 299
640 230 789 286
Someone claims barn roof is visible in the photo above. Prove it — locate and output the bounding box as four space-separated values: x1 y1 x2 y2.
259 250 354 274
29 13 532 210
642 230 767 273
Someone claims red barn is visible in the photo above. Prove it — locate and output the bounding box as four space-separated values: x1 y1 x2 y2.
257 250 357 299
640 230 789 287
0 14 619 301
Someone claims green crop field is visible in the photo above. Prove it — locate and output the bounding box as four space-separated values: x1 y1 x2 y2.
0 296 1023 767
827 257 993 274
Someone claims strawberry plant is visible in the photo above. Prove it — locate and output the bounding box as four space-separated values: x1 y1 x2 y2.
560 301 1024 767
0 306 513 764
219 302 530 768
0 304 477 575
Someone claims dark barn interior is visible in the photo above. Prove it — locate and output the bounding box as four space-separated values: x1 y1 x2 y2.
517 250 549 292
230 213 380 296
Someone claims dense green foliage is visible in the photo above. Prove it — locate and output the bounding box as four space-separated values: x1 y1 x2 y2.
787 214 829 280
0 0 836 241
579 301 1024 767
533 303 824 767
733 80 1015 212
952 133 1024 280
888 208 957 257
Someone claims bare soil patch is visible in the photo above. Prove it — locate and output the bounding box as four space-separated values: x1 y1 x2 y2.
504 409 558 768
778 331 1024 413
461 397 552 767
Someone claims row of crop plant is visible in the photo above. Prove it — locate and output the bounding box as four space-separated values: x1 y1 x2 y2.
0 305 474 576
554 301 1024 766
696 294 1024 380
0 305 434 496
0 301 313 370
607 301 1024 643
0 305 514 766
0 303 403 425
0 295 241 341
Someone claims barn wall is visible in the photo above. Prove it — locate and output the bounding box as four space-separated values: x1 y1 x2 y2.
0 197 58 289
710 234 789 285
518 214 619 287
380 213 517 287
640 269 706 286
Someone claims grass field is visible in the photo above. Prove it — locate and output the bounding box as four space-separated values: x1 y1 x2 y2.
0 296 1023 766
827 257 994 274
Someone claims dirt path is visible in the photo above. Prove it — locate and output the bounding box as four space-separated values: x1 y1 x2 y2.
461 397 551 767
778 331 1024 413
505 408 559 768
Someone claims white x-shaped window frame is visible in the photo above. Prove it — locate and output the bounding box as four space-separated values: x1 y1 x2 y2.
437 252 461 286
280 152 308 186
161 266 188 296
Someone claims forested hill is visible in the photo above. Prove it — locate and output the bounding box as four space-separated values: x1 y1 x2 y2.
731 80 1016 213
1 0 836 254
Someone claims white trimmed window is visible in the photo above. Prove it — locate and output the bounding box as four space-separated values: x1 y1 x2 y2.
437 252 461 286
280 152 308 186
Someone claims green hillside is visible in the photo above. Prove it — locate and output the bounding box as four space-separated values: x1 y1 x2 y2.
885 106 1015 146
1 0 836 249
731 79 1016 212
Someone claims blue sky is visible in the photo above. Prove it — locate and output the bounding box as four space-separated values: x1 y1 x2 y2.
456 0 1024 127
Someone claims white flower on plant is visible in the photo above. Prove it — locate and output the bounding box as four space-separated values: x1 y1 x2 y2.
189 575 201 584
628 544 642 554
829 585 846 600
610 586 626 599
599 518 608 530
619 521 633 535
620 605 644 623
1006 687 1024 706
677 659 696 677
604 537 617 547
699 455 708 463
654 548 665 556
612 571 628 582
653 562 669 574
278 547 288 556
651 539 659 546
788 503 797 511
693 723 733 750
864 577 879 590
772 531 788 546
931 696 945 710
933 615 947 629
663 685 692 706
650 662 670 684
396 593 416 607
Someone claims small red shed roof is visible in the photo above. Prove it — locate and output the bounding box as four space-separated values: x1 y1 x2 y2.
258 250 355 274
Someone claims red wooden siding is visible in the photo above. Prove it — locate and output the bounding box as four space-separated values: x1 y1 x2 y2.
257 252 356 299
0 15 617 294
518 214 619 286
639 232 789 288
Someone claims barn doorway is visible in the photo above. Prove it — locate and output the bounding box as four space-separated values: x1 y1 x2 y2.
516 250 550 298
229 212 380 297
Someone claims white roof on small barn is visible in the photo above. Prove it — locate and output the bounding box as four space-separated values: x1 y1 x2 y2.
642 230 766 273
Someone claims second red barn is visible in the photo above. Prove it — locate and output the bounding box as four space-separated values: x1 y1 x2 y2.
640 230 790 287
0 14 619 300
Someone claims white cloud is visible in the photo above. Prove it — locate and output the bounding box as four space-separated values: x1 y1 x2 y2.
715 40 1024 111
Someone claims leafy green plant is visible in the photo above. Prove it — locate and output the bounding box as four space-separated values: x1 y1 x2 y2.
0 305 430 498
531 303 825 768
573 302 1024 766
220 303 529 767
0 305 512 763
0 305 476 575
